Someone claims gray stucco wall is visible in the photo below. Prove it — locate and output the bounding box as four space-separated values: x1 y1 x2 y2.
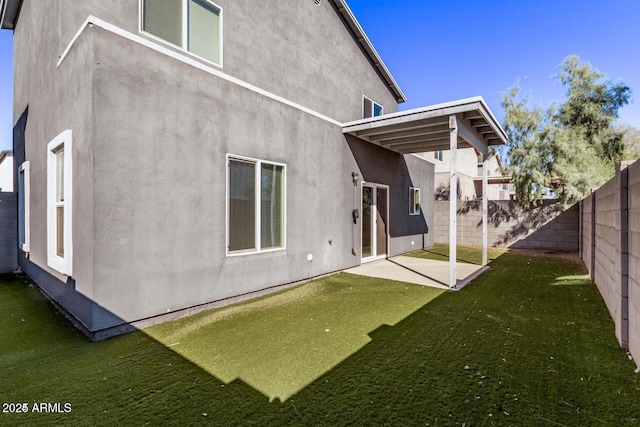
12 0 433 335
434 200 579 250
0 192 17 274
83 25 433 329
55 0 398 123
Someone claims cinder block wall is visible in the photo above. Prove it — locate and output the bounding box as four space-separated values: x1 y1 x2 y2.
628 161 640 365
434 200 579 250
0 192 17 273
580 159 640 369
593 176 623 344
581 194 593 277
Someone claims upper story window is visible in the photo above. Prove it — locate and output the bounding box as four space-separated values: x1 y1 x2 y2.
142 0 223 67
363 96 383 119
434 150 444 161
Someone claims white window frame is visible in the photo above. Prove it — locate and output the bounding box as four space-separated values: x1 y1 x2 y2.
18 161 30 253
47 130 73 276
434 150 444 161
226 154 287 257
409 187 421 216
362 95 383 119
139 0 224 68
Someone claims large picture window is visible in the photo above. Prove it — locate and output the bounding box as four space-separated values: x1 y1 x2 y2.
227 155 285 255
142 0 222 66
47 130 73 276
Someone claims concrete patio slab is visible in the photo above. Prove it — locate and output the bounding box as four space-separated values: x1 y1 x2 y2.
345 256 488 290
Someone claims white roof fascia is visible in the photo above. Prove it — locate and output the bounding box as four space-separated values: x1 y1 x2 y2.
0 0 22 29
343 96 507 144
330 0 407 103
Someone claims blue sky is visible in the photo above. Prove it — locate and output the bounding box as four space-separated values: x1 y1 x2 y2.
1 0 639 151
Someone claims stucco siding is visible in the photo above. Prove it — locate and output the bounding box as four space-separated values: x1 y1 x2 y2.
54 0 398 124
12 0 433 335
12 0 97 330
69 26 432 331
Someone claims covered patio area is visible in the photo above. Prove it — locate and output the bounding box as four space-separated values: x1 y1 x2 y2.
345 255 488 290
343 97 507 288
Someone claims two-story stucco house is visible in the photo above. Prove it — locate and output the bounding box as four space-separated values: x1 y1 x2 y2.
2 0 506 339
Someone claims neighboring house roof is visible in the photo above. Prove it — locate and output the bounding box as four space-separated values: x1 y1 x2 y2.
485 153 503 168
0 0 21 29
329 0 407 103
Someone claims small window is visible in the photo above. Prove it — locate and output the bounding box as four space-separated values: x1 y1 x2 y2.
227 155 286 255
363 96 383 119
409 187 421 215
434 150 444 161
47 130 73 276
18 161 30 252
142 0 222 66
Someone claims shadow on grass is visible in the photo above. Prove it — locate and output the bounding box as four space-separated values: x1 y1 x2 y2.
144 273 444 402
3 251 639 425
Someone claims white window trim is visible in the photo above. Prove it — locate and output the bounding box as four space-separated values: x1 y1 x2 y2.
139 0 224 68
409 187 421 216
226 154 287 257
362 95 383 119
18 161 30 253
47 130 73 276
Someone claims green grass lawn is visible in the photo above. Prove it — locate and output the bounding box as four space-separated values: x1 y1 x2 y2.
408 243 508 265
145 274 444 402
1 249 639 426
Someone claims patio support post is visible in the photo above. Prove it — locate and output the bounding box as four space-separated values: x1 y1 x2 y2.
482 154 488 266
449 115 458 289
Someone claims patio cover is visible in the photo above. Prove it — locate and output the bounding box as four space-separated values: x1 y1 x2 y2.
343 96 507 289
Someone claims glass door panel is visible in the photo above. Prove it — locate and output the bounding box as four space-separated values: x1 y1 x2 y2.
361 186 373 258
376 187 387 257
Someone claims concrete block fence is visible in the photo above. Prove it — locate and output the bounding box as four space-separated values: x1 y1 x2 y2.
580 159 640 368
0 192 17 274
434 199 579 250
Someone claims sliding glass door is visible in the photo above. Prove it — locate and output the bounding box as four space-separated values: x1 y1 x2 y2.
361 183 388 262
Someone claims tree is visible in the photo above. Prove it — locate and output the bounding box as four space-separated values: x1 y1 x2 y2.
501 56 631 207
620 124 640 160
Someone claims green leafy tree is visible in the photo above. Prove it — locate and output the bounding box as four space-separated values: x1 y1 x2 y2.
620 124 640 160
501 56 631 207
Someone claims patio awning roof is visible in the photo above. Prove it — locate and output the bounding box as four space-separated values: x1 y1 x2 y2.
344 96 507 289
343 96 507 156
473 175 512 185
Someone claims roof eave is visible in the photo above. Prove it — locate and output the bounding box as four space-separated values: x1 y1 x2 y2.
1 0 22 30
329 0 407 103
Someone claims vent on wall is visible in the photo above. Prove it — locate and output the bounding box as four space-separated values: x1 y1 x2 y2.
314 0 321 6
